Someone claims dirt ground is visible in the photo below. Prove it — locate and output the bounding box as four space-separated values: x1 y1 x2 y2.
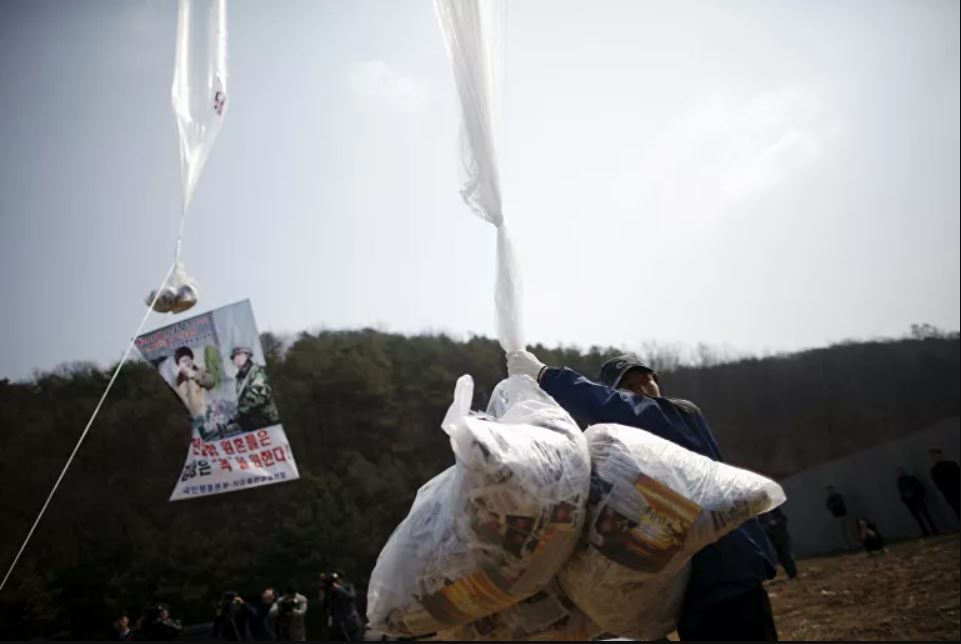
415 534 960 642
765 533 960 641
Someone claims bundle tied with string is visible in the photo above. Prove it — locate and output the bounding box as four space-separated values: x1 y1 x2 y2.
146 0 228 313
146 262 198 313
367 5 591 638
557 424 786 639
366 376 591 637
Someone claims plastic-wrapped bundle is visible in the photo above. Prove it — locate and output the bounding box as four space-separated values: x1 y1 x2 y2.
558 423 786 639
438 579 600 642
366 375 591 638
145 262 199 313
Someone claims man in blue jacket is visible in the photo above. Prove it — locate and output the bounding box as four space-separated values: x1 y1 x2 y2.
507 350 779 641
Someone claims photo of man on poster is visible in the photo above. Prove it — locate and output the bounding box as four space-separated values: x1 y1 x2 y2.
174 346 215 422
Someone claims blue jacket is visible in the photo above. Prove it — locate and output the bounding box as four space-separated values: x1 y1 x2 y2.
539 367 777 613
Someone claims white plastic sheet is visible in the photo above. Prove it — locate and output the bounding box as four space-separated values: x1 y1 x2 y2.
558 423 786 639
171 0 228 213
366 375 591 637
435 0 524 353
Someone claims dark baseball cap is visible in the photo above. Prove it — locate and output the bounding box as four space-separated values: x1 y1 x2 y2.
596 354 658 388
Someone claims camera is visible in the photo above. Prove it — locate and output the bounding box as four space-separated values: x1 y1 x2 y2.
219 591 242 616
279 597 301 614
321 571 341 589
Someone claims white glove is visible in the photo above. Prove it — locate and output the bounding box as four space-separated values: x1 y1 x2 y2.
507 350 547 381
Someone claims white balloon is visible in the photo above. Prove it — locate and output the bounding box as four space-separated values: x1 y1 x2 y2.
435 0 525 354
171 0 228 212
145 0 226 313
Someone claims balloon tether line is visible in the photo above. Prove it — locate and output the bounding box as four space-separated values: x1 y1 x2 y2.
0 262 176 594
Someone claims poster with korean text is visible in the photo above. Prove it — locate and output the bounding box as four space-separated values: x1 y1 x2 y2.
136 300 299 500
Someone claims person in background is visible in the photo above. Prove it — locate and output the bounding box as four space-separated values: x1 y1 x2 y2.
321 571 364 641
133 602 182 641
825 486 857 550
212 591 253 641
249 587 277 641
271 585 308 641
928 448 960 517
759 507 798 579
856 517 887 555
507 351 780 642
896 469 938 537
111 611 133 641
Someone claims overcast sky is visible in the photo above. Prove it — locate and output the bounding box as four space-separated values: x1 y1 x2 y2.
1 0 958 380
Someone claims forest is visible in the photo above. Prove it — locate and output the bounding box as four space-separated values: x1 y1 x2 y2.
0 325 957 638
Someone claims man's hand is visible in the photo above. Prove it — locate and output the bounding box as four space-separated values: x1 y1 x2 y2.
507 350 547 381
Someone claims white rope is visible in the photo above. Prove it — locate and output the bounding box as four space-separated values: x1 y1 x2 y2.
174 200 189 265
0 262 177 594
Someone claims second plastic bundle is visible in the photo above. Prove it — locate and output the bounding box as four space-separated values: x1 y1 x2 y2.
558 423 786 639
366 375 591 637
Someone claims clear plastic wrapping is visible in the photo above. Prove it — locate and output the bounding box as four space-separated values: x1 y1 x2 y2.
558 423 785 639
438 579 600 641
146 262 198 313
147 0 227 314
366 376 591 637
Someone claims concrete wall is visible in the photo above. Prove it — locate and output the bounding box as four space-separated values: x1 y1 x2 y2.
777 417 960 557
